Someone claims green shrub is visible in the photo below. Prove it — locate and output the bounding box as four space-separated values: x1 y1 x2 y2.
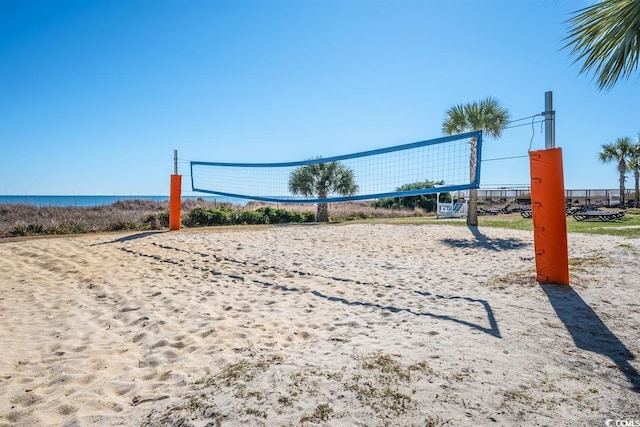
208 208 233 225
9 224 28 236
144 212 170 229
184 206 234 227
372 180 452 213
255 207 280 223
343 212 368 221
183 206 315 227
184 207 212 226
236 210 267 224
49 221 90 235
255 207 314 224
9 224 46 236
106 219 138 232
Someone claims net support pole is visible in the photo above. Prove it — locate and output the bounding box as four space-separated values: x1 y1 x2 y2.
544 91 555 149
529 91 569 285
170 150 182 231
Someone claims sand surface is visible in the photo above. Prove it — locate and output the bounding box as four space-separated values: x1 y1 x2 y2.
0 223 639 426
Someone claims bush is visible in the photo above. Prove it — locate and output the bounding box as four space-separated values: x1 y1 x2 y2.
237 210 267 224
255 207 314 224
144 212 170 229
183 207 212 227
289 210 316 223
371 180 451 213
106 219 138 232
255 207 284 223
49 221 91 235
183 206 234 227
182 206 315 227
342 212 369 221
207 208 234 225
9 224 44 236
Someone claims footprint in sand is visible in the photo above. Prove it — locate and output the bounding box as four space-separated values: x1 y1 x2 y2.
56 404 78 415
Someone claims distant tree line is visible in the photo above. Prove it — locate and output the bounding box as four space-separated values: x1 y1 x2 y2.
372 180 451 211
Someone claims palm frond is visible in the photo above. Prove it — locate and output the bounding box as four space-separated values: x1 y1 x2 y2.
288 159 357 198
564 0 640 90
442 97 510 138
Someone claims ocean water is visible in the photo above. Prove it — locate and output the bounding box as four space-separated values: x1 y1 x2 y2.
0 195 242 207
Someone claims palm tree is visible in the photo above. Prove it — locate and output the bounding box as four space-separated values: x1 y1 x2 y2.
599 137 634 206
442 97 510 226
564 0 640 90
627 141 640 208
289 159 358 222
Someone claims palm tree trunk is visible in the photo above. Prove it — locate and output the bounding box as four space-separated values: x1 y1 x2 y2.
619 161 626 206
467 138 479 226
316 203 329 222
635 171 639 208
316 189 329 222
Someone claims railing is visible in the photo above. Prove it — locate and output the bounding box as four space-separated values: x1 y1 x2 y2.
476 188 632 207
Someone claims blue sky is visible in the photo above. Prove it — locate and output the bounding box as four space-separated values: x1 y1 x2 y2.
1 0 638 196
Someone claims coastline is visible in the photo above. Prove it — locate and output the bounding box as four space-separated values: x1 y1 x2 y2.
0 195 231 208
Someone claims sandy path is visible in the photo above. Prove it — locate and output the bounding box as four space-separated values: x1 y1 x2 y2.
0 223 638 426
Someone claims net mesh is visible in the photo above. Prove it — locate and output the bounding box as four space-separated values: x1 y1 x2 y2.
190 131 482 203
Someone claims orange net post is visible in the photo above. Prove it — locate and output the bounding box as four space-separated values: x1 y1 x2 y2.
169 174 182 231
529 148 569 285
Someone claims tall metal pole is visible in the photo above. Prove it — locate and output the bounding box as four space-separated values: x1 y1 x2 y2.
174 149 178 175
544 91 555 149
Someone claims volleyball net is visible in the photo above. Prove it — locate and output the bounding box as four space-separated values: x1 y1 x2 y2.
190 131 482 203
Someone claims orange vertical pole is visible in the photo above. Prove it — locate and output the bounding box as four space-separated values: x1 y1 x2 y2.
169 174 182 231
529 147 569 285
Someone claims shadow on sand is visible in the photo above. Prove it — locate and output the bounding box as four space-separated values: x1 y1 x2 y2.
540 283 640 392
91 231 166 246
439 226 530 251
309 289 501 338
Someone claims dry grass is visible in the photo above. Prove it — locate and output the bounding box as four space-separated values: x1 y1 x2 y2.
0 200 424 238
141 351 437 427
0 200 175 237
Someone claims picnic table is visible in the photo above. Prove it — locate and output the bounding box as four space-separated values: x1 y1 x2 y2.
520 209 532 218
572 210 625 222
477 208 501 216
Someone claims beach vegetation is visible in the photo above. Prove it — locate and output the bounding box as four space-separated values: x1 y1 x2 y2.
9 223 44 236
143 212 169 229
0 198 426 238
4 198 640 239
483 269 538 290
106 219 139 232
442 97 511 226
183 206 315 227
315 403 333 420
244 407 267 418
49 221 91 235
342 352 425 422
236 209 267 224
372 180 450 212
277 395 293 407
254 206 315 224
425 415 449 427
288 158 358 222
184 206 234 227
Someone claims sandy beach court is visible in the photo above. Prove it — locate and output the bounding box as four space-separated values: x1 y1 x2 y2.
1 223 639 426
